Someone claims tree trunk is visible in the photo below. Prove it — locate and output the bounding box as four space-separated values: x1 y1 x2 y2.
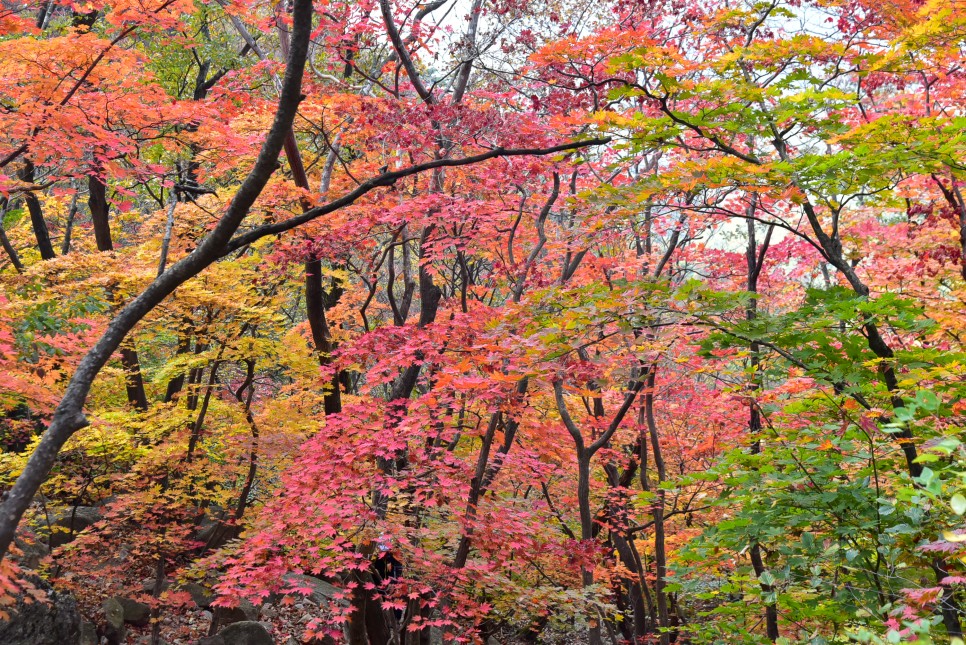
644 370 670 645
0 200 24 272
89 173 149 412
745 215 779 642
88 174 113 251
20 161 55 260
119 348 148 412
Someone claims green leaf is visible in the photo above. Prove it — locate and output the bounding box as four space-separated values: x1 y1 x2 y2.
951 493 966 516
801 532 815 549
893 406 915 422
915 389 940 412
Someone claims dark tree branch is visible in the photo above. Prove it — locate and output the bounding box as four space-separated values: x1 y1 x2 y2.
220 138 611 256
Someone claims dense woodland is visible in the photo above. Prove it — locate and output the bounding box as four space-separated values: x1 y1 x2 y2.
0 0 964 643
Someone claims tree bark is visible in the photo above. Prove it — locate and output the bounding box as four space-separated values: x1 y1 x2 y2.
0 200 24 272
19 162 55 260
273 12 345 418
644 369 670 645
745 211 780 642
88 174 113 251
89 172 149 412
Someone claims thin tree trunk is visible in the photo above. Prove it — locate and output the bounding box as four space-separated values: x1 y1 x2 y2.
576 453 604 645
157 199 177 276
604 447 651 640
89 175 149 412
119 348 148 412
273 14 345 418
0 200 24 272
931 175 966 281
60 192 77 255
644 369 670 645
800 198 962 633
555 377 645 645
88 174 113 251
746 211 780 642
163 330 192 403
149 555 165 645
20 162 55 260
231 360 258 530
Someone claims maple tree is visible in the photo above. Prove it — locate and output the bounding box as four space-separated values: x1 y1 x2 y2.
0 0 963 643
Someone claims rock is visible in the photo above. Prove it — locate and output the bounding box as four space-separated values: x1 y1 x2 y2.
487 638 502 645
183 581 215 608
218 621 274 645
194 518 222 548
212 605 248 629
240 599 259 619
48 506 101 548
198 637 226 645
103 599 124 628
12 534 48 569
0 576 81 645
116 596 151 626
141 577 171 593
211 598 258 631
280 573 339 606
194 505 233 551
102 598 126 645
137 637 167 645
430 626 443 645
79 621 98 645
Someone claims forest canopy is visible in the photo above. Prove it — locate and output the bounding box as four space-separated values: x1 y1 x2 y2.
0 0 964 643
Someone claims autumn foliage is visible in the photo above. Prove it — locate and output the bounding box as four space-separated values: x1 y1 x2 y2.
0 0 964 643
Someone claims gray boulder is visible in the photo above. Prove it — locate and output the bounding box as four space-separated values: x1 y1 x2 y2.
184 581 215 608
102 598 126 644
199 637 225 645
217 621 274 645
12 534 48 569
194 505 234 551
0 576 81 645
48 506 101 548
280 573 338 606
141 577 171 593
116 596 151 626
79 621 98 645
211 598 258 631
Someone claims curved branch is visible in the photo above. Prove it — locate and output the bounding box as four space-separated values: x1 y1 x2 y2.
553 379 586 454
220 137 611 256
451 0 483 103
379 0 434 104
